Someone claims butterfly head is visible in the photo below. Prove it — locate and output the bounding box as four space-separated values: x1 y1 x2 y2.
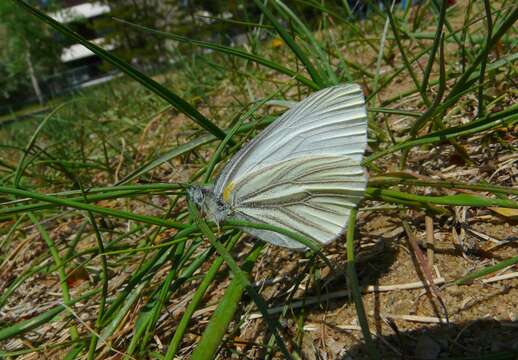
187 185 231 225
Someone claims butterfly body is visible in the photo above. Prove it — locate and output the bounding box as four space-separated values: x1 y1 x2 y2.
189 84 368 250
188 185 231 225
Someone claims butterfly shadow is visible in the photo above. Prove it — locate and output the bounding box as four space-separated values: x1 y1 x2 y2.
260 228 402 311
244 238 518 359
239 215 518 359
233 232 399 359
343 318 518 359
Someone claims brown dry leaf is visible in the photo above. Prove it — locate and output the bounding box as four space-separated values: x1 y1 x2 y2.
66 266 89 288
97 199 120 208
489 207 518 221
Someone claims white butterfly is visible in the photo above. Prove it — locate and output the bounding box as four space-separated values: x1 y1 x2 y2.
189 84 368 250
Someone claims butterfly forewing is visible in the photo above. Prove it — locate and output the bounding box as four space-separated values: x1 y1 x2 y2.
214 84 368 196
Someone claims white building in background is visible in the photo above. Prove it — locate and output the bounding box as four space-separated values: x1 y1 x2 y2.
49 2 113 63
46 1 117 91
49 1 110 23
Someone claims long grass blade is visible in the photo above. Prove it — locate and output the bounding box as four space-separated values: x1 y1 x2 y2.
477 0 494 118
0 289 99 342
191 244 263 360
163 232 240 359
116 116 276 185
14 103 68 187
368 176 518 196
448 5 518 99
0 186 187 228
420 0 447 94
364 104 518 164
188 200 294 359
346 208 380 359
455 256 518 285
366 188 518 209
272 0 338 85
28 212 79 340
385 0 429 105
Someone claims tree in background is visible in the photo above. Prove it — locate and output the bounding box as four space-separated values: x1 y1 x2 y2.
0 0 63 105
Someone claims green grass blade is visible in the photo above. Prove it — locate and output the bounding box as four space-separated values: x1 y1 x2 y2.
373 15 391 98
100 229 196 325
116 134 216 185
366 187 518 209
400 34 447 167
364 104 518 164
14 103 68 187
0 188 181 217
369 8 510 104
0 186 187 228
455 256 518 285
163 232 240 359
85 213 109 359
203 87 286 183
369 108 422 117
368 176 518 196
477 0 494 118
0 340 85 358
292 0 383 59
408 34 447 137
448 5 518 99
191 244 263 360
28 212 79 340
188 200 294 359
346 208 380 359
273 0 338 85
136 242 193 356
0 289 100 342
95 281 149 352
63 344 85 360
116 117 276 185
420 0 447 94
380 50 518 106
385 0 429 105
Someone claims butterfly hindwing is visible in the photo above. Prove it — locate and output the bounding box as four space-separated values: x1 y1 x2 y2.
228 156 366 249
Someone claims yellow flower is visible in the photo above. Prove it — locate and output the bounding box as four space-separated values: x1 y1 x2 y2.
271 37 284 49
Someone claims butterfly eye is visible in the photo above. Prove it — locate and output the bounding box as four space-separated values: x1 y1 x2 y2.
187 186 205 205
216 199 226 210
